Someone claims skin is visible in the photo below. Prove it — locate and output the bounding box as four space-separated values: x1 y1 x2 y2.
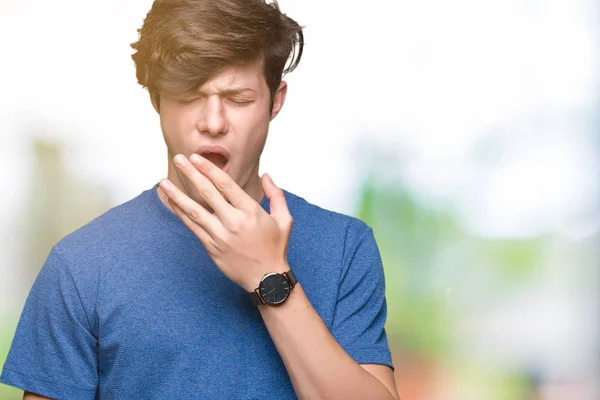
153 61 279 215
24 60 400 400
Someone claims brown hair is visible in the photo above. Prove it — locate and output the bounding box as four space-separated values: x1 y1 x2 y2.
131 0 304 109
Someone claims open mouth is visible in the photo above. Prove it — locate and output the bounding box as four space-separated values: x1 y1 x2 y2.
200 152 228 169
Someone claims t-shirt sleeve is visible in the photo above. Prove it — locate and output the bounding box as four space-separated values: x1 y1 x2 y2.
0 246 98 399
331 222 394 370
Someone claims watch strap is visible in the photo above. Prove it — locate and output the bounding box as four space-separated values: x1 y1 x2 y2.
283 269 298 288
250 289 265 306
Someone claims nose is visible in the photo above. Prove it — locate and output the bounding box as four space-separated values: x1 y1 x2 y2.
197 96 228 137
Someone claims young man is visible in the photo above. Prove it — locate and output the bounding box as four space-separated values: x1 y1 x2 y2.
1 1 399 399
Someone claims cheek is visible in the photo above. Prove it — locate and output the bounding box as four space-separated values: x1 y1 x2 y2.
160 108 195 147
231 108 270 156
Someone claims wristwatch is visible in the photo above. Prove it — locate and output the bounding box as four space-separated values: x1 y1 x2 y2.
249 270 298 306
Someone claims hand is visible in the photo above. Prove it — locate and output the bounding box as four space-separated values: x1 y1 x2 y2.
158 153 293 292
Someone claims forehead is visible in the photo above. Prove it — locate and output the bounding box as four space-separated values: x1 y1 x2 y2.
197 61 267 94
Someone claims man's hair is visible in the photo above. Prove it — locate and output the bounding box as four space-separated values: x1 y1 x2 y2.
131 0 304 108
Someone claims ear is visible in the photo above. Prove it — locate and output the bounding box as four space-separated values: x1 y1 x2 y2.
150 92 160 114
270 81 288 121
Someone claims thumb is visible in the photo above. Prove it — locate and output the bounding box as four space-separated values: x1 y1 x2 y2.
261 173 292 223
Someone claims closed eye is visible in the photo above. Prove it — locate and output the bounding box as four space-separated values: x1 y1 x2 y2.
176 98 198 105
228 98 254 106
174 97 253 106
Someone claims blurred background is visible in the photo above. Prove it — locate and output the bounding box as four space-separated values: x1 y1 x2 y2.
1 0 598 399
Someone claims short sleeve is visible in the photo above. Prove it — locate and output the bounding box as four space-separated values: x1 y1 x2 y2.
331 223 394 370
0 247 98 399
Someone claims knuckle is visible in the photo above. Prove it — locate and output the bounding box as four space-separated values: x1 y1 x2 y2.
282 215 293 227
217 231 233 251
228 217 243 233
188 207 202 220
216 179 232 192
200 188 214 199
212 237 226 253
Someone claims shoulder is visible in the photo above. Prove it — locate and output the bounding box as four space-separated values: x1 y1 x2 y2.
282 189 375 266
54 188 151 257
45 187 156 288
39 188 155 318
283 189 372 241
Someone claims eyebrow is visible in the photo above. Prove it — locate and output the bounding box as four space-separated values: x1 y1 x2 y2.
196 87 256 96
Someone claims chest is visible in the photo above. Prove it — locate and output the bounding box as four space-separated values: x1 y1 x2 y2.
96 253 296 399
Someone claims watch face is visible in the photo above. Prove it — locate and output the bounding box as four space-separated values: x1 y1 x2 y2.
259 273 290 305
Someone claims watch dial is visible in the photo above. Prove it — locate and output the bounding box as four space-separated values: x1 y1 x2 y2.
259 273 290 305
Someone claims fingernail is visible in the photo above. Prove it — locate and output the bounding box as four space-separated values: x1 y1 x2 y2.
190 153 202 164
174 154 185 166
266 174 274 184
160 179 173 190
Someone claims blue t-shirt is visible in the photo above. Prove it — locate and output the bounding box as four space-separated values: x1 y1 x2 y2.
1 184 392 399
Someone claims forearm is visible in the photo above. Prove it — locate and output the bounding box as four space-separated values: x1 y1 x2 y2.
258 284 396 400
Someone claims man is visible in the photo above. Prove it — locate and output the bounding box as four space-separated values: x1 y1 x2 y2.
1 0 399 399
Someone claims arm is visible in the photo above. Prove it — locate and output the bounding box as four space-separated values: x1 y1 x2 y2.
0 247 99 399
259 282 400 400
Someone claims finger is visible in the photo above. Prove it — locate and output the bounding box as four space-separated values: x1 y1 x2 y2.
189 153 256 212
159 178 221 237
168 199 214 249
174 154 236 218
261 173 293 228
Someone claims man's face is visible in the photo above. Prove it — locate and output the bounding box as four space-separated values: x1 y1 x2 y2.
153 61 287 206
